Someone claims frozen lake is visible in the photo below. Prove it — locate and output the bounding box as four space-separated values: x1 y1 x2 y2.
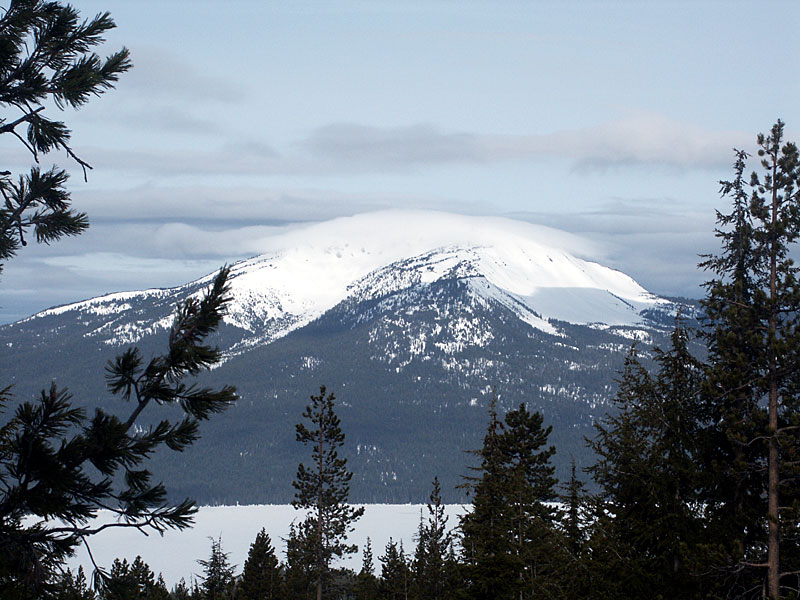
66 504 468 586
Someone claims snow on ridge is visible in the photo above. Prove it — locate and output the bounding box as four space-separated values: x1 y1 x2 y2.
335 238 667 332
98 314 175 346
24 287 173 322
17 211 670 343
466 278 560 336
225 211 660 310
253 210 596 266
196 210 671 341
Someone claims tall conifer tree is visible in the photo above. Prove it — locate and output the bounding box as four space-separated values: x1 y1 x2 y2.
379 538 409 600
284 522 314 600
459 393 513 600
413 477 451 600
460 394 561 599
239 528 281 600
561 458 586 557
54 567 95 600
99 556 168 600
0 4 236 596
197 537 236 600
701 121 800 598
587 323 705 599
354 537 379 600
292 385 364 600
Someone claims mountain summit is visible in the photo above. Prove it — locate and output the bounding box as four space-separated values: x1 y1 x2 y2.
24 210 669 350
2 211 683 503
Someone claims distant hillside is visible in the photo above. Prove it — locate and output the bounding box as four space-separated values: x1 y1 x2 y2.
0 211 697 503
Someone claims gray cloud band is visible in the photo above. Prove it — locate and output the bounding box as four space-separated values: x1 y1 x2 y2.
77 115 750 178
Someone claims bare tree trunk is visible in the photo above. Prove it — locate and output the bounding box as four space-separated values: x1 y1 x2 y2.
767 171 780 600
768 372 780 598
318 419 325 600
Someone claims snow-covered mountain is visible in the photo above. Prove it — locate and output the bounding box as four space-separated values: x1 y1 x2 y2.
21 210 671 352
1 211 689 503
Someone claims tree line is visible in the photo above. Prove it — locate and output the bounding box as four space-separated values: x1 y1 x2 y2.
49 121 800 599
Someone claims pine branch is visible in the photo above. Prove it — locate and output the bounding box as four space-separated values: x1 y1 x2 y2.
0 105 44 134
11 127 37 160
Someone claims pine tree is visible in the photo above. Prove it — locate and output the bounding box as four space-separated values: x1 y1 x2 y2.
0 3 236 597
413 477 451 600
292 385 364 600
362 537 375 579
560 458 586 557
239 528 281 600
151 575 170 600
585 349 659 599
700 121 800 598
459 394 562 600
379 538 409 600
651 325 706 596
555 459 592 600
170 578 192 600
439 544 461 600
284 521 314 600
54 567 95 600
699 149 769 596
500 403 564 599
414 477 451 600
99 556 168 600
0 0 130 271
101 558 137 600
587 324 705 599
354 537 379 600
0 266 236 597
128 557 157 600
198 537 236 600
459 392 512 600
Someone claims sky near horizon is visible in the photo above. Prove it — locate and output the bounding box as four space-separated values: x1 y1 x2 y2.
2 0 800 323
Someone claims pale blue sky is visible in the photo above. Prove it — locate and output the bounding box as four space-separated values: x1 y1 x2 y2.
2 0 799 322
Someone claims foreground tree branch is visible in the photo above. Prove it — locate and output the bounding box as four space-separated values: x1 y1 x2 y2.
0 0 131 274
0 268 237 597
0 4 237 599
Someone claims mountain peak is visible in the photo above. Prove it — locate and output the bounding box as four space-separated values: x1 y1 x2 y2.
1 210 685 505
15 211 670 350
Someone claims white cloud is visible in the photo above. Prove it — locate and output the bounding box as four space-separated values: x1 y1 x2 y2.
301 114 747 172
114 106 228 136
79 113 750 178
509 196 719 298
491 113 747 171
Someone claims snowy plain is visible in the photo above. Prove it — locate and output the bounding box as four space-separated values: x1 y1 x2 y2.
66 504 468 587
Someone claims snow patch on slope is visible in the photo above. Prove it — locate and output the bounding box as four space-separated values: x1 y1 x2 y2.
25 288 171 321
466 277 559 336
16 210 671 349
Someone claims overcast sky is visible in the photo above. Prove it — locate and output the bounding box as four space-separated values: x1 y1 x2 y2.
2 0 800 323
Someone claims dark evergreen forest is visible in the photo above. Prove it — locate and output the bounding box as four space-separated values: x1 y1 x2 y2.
44 124 800 600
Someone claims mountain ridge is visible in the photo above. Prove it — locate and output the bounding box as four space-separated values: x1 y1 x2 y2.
16 211 672 352
1 211 690 503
